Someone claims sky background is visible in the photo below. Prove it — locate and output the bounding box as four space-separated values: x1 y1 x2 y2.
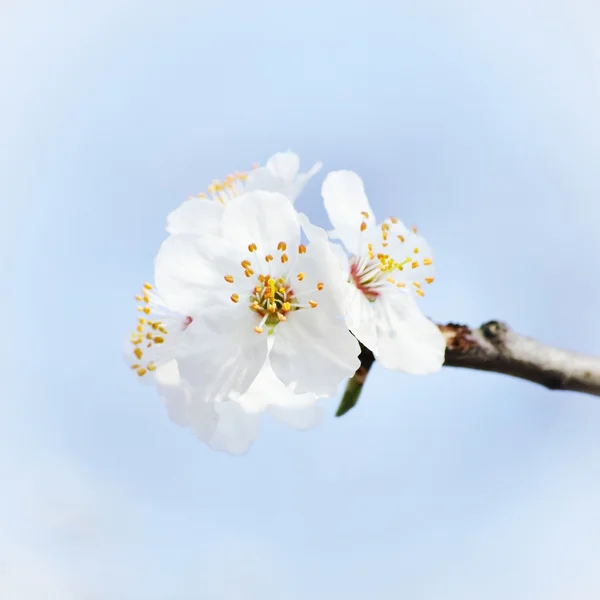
2 0 600 598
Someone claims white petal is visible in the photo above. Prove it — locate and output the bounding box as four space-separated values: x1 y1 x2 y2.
270 308 360 396
244 152 322 202
373 291 445 373
266 151 301 180
166 198 224 236
177 307 268 402
154 361 189 427
209 401 261 455
221 191 301 261
154 233 241 314
345 284 378 351
322 170 375 253
268 404 322 430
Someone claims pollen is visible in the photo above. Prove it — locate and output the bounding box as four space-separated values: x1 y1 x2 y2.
244 269 254 277
254 326 263 334
309 300 318 308
280 253 288 263
277 241 287 251
265 254 273 262
297 272 305 281
411 261 419 269
298 244 307 254
415 289 425 297
248 243 257 252
137 368 147 377
317 282 324 290
423 258 433 266
241 260 251 269
360 222 367 231
143 283 152 290
231 293 239 303
397 235 405 243
414 247 420 253
153 336 164 344
361 211 369 218
425 277 434 284
224 275 234 283
134 347 143 360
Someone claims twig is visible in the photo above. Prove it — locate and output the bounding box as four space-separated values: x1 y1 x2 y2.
337 321 600 416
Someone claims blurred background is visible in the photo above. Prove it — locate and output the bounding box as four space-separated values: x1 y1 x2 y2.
1 0 599 598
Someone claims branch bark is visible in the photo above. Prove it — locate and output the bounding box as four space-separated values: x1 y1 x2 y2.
440 320 600 396
339 320 600 416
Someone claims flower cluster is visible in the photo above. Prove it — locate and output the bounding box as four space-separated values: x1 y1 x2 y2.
126 152 445 454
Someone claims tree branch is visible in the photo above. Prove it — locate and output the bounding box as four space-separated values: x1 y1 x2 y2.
338 320 600 416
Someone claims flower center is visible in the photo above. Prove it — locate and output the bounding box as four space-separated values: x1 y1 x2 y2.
188 164 259 204
224 240 323 334
129 283 193 377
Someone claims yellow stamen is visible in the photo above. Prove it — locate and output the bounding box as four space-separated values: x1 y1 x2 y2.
423 258 433 266
298 244 307 254
224 275 234 283
309 300 318 308
425 277 435 284
254 326 263 334
397 235 405 243
134 347 143 360
280 253 288 263
248 243 257 252
137 368 147 376
317 282 324 291
143 283 152 290
265 254 273 262
361 211 369 218
153 336 164 344
360 222 367 231
416 289 425 297
411 261 419 269
282 302 291 311
297 272 305 281
231 294 239 303
412 225 418 233
277 241 287 251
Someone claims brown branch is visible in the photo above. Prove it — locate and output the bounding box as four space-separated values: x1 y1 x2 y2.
339 320 600 415
440 320 600 396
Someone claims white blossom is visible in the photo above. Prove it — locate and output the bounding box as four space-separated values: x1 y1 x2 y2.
321 170 445 373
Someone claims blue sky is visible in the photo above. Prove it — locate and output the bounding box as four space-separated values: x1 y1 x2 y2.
2 0 600 598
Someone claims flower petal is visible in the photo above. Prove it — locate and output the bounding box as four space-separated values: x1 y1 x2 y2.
154 233 241 314
221 191 301 260
177 306 268 402
270 308 360 396
373 291 445 373
166 198 224 236
268 404 322 430
244 152 322 203
322 170 375 253
344 284 379 351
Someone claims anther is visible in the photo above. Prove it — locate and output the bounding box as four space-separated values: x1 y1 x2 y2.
280 253 288 263
137 368 147 376
224 275 234 283
397 235 405 243
411 261 419 269
134 348 143 360
414 247 420 253
153 336 164 344
361 211 369 218
254 326 263 334
244 269 254 277
317 282 324 291
297 272 305 281
416 289 425 297
423 258 433 266
265 254 273 262
298 244 307 254
360 222 367 231
241 260 251 268
248 243 257 252
309 300 318 308
425 277 435 284
277 241 287 251
390 216 398 224
143 283 152 290
231 294 239 303
282 302 291 311
277 313 287 322
412 226 418 233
